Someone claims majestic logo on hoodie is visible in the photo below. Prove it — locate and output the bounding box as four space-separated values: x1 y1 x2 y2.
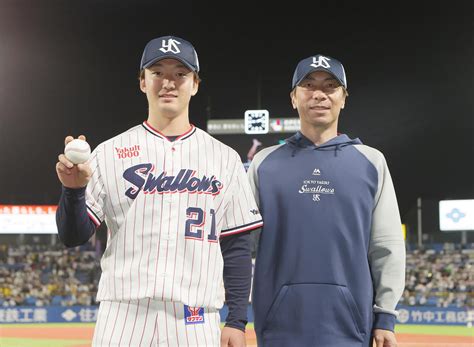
288 132 357 202
123 164 223 199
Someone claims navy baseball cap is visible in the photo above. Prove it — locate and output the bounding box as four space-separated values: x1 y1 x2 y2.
140 35 200 72
292 54 347 90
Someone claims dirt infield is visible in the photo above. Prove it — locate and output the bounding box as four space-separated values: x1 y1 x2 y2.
0 324 472 347
397 333 473 346
0 326 94 340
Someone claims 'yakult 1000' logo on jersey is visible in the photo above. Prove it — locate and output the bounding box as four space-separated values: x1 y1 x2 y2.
115 145 141 159
123 163 223 199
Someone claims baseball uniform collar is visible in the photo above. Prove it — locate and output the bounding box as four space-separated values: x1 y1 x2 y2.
142 121 196 142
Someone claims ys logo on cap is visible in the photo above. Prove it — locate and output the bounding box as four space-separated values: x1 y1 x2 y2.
311 56 331 69
160 38 181 54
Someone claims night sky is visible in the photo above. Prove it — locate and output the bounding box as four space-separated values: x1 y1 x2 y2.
0 1 472 220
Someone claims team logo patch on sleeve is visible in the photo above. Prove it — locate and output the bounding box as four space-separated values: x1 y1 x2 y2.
184 305 205 325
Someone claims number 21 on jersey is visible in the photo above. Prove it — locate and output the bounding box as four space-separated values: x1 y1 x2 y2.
184 207 217 242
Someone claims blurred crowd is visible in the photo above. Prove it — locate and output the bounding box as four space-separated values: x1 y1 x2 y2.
400 243 474 308
0 242 473 308
0 243 100 307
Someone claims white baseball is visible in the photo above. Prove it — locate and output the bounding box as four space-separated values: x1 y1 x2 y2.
64 139 91 164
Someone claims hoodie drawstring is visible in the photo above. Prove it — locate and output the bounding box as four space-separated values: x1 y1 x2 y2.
291 135 304 157
291 147 299 157
286 132 362 157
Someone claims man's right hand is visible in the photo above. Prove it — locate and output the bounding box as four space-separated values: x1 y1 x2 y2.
56 135 92 189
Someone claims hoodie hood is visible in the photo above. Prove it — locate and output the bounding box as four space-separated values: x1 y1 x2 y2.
286 131 362 157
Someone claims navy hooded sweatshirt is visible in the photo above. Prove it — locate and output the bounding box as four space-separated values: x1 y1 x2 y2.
248 132 405 347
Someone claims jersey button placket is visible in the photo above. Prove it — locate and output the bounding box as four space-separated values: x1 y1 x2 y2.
170 140 182 154
164 143 175 204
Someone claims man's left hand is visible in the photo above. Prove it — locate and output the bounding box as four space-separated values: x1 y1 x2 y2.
373 329 397 347
221 326 246 347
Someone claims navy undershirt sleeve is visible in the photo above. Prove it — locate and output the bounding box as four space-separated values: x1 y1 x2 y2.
220 231 252 332
56 186 97 247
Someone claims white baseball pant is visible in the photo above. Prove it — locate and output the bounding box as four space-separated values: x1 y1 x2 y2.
92 299 221 346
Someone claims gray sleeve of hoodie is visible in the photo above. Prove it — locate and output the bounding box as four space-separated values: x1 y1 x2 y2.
247 145 284 253
247 144 284 208
354 145 406 320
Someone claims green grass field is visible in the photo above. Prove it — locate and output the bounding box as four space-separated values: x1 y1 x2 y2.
395 324 473 336
0 323 472 347
0 338 91 347
0 323 94 328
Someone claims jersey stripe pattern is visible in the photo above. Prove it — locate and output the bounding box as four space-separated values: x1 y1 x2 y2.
85 122 263 309
91 299 221 346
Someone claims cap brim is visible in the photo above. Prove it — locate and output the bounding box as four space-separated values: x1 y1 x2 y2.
293 67 346 89
142 55 197 72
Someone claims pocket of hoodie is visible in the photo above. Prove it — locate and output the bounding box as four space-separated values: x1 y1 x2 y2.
263 283 365 340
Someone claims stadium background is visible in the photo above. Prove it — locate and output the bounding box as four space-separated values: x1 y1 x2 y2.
0 0 473 346
0 130 473 346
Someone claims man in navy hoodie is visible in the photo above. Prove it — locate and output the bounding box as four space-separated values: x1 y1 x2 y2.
248 54 406 347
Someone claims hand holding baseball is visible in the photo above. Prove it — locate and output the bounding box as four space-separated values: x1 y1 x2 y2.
56 135 92 189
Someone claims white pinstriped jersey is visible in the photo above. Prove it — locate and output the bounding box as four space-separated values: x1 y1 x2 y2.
85 121 263 310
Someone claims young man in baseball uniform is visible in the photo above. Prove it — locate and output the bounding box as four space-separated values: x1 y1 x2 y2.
56 35 263 346
248 55 405 347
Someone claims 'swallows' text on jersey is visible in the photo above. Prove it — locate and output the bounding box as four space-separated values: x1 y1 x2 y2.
123 165 223 199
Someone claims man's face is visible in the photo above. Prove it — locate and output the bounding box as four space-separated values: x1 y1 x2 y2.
140 58 198 118
291 70 346 129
